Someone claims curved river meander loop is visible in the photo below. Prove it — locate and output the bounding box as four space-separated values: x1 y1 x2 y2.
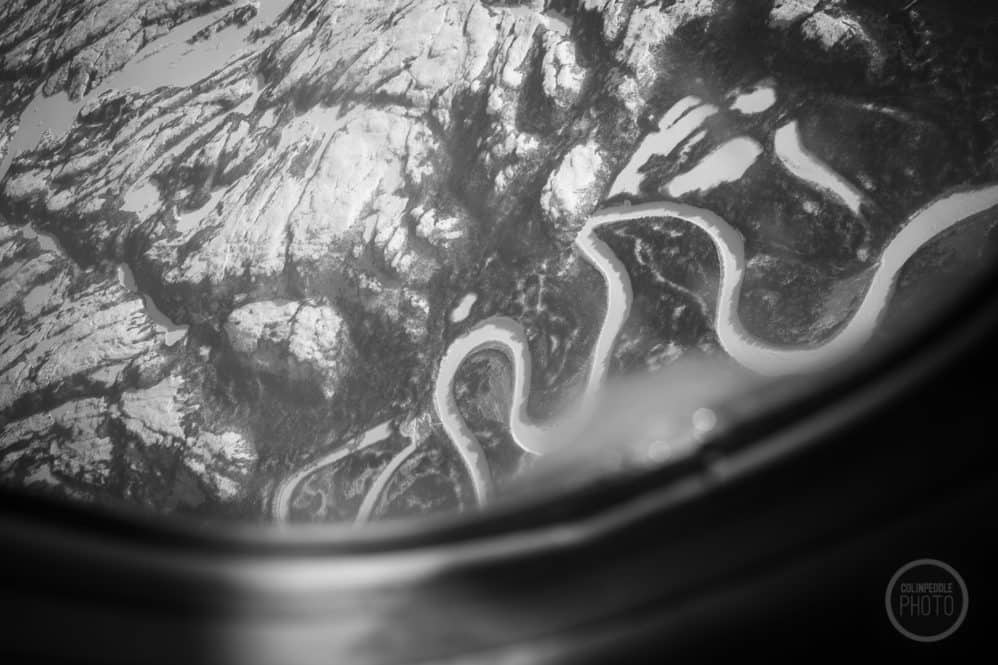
273 184 998 522
274 184 998 521
436 186 998 506
264 80 998 522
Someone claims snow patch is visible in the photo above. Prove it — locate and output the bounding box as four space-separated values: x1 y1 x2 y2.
1 0 293 182
608 97 719 199
450 294 478 324
730 85 777 115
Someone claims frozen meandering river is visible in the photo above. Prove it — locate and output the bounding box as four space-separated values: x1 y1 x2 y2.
434 184 998 504
271 93 998 522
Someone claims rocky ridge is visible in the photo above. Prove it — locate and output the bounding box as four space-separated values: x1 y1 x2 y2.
0 224 255 509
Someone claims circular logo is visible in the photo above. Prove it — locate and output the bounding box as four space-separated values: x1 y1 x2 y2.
885 559 968 642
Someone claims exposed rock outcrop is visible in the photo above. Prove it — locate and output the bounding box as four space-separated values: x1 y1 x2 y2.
0 0 237 101
541 140 608 233
0 223 256 507
0 225 165 413
225 300 355 399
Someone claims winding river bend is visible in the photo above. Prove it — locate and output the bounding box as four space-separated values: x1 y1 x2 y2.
275 185 998 522
437 185 998 506
272 422 393 522
272 95 998 522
